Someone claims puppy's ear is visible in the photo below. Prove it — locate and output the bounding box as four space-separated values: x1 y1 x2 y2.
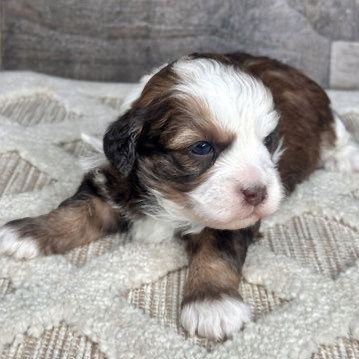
103 109 144 176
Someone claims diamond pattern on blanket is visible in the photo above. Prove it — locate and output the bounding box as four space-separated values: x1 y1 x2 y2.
0 75 358 359
0 152 55 196
1 323 105 359
265 214 359 279
65 235 125 267
239 278 286 320
313 337 359 359
0 94 79 126
127 267 217 350
127 266 286 350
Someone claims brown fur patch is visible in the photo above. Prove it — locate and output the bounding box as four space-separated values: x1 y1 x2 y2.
181 225 257 305
183 230 240 304
161 95 235 151
9 195 121 255
133 65 178 108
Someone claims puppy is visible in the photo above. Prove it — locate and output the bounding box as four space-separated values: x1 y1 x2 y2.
1 52 358 341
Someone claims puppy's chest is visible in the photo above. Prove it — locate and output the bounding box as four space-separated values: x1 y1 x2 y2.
128 217 177 243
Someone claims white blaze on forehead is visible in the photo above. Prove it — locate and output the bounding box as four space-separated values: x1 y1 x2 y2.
172 58 279 139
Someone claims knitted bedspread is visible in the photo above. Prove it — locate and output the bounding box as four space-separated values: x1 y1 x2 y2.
0 72 358 359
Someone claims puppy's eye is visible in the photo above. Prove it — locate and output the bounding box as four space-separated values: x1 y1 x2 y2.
190 141 214 155
263 133 273 149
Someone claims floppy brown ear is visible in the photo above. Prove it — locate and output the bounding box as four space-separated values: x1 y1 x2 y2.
103 109 144 177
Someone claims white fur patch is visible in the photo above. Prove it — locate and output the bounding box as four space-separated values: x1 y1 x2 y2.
173 58 279 138
321 112 359 172
180 294 251 341
141 189 205 235
0 226 40 259
129 217 176 244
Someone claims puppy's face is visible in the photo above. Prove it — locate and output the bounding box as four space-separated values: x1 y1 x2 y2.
104 56 284 230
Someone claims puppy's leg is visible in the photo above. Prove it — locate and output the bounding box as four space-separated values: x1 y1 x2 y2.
0 175 123 259
321 112 359 172
180 225 258 341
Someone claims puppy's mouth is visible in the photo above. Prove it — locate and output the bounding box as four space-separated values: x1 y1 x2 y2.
192 208 259 230
211 214 259 230
205 203 278 230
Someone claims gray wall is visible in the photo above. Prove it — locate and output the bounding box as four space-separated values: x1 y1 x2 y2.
1 0 359 88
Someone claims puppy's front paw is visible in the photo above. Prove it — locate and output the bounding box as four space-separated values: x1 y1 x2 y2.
0 221 40 259
180 294 250 341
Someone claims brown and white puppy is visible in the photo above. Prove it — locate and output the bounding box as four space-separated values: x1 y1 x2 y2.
1 53 359 341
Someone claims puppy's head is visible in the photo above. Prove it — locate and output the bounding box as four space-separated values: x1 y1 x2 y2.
104 55 284 230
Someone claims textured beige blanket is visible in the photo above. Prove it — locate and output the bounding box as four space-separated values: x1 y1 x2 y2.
0 72 358 359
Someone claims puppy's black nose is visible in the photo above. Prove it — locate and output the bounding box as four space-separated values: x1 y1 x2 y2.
241 186 267 206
